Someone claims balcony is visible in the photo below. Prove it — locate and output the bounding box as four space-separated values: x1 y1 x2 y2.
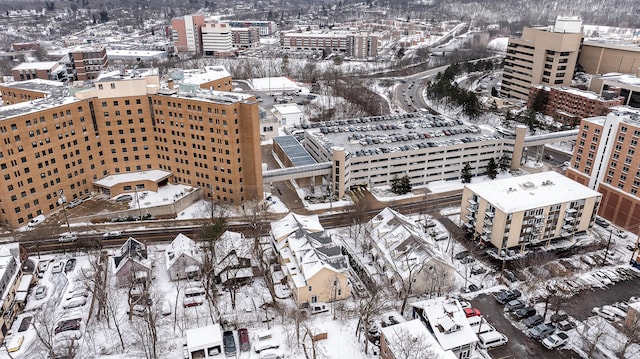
566 208 577 214
468 199 478 205
465 215 476 222
467 206 477 213
564 216 575 222
485 212 495 218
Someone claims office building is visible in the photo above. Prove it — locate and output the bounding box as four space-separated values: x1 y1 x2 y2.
461 171 601 252
11 61 66 82
230 27 261 49
565 109 640 230
579 42 640 75
201 22 235 56
501 16 583 100
0 68 262 229
589 73 640 109
227 20 277 36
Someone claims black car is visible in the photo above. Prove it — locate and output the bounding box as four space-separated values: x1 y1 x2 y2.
515 307 536 319
223 330 236 356
523 314 544 328
65 258 76 273
550 313 569 323
18 316 32 332
495 289 522 304
55 318 81 334
468 284 479 292
454 251 470 260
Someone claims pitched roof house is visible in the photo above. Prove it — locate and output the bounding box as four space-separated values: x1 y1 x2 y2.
214 231 254 287
380 319 457 359
270 212 351 307
166 233 203 281
111 237 151 287
366 208 455 297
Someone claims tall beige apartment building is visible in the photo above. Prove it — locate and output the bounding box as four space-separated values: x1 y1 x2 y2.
565 109 640 230
0 68 262 229
501 16 583 101
461 171 601 253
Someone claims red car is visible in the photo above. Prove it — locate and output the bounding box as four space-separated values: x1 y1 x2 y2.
183 297 203 308
238 328 250 352
464 308 481 318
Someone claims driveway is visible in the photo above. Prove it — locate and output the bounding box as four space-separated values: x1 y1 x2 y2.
471 294 580 359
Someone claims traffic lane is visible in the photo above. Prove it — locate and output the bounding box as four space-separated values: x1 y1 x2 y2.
471 294 579 359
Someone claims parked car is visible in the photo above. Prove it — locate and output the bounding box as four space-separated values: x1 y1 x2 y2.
495 289 522 304
615 229 628 238
127 305 148 317
529 323 555 340
35 286 47 300
183 297 204 308
454 251 470 260
523 315 544 328
65 258 76 273
555 320 576 331
593 307 617 321
51 262 64 274
550 313 569 323
460 256 476 264
6 335 24 353
515 307 536 319
595 216 610 228
463 308 481 318
67 199 82 208
55 318 81 334
470 266 486 275
468 284 480 292
62 297 87 309
37 260 50 273
541 332 569 349
238 328 250 352
223 330 237 356
505 299 526 312
103 231 123 239
602 305 627 319
114 194 133 202
259 348 285 359
27 214 46 228
58 233 78 243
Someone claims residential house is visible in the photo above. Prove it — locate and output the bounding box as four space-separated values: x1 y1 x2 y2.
271 212 351 307
380 319 457 359
411 298 478 359
166 233 202 281
112 237 151 287
366 208 455 297
214 231 254 287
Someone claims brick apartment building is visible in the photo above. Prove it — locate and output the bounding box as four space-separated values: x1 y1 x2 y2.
67 46 108 81
0 68 262 229
528 85 625 125
566 109 640 230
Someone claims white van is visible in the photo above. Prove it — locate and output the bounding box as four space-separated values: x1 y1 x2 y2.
478 331 508 349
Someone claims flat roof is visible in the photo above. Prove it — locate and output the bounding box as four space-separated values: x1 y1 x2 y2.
94 170 172 188
0 78 64 92
300 112 491 157
182 66 231 86
465 171 601 213
185 324 223 350
273 136 317 166
273 103 302 115
12 61 60 71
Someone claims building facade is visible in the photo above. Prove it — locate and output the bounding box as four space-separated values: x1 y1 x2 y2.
227 20 277 36
565 109 640 230
579 42 640 75
201 22 235 56
0 246 21 342
171 14 206 55
11 62 66 82
589 73 640 109
461 171 601 252
528 85 624 125
0 68 263 229
230 27 261 49
67 46 108 81
0 79 60 106
501 16 583 100
280 31 379 58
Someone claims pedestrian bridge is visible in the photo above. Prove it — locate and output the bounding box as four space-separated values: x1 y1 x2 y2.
262 162 332 183
524 130 579 147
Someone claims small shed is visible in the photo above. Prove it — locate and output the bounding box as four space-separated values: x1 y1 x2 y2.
185 324 223 359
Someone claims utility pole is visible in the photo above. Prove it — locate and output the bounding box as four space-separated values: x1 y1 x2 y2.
602 228 613 266
58 190 72 234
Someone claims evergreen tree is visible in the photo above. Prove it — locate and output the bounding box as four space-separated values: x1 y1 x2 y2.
461 163 472 183
485 158 498 179
498 155 511 172
391 175 412 195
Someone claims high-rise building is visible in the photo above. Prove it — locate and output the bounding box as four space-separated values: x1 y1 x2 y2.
565 109 640 230
171 14 206 55
0 68 262 229
501 16 583 101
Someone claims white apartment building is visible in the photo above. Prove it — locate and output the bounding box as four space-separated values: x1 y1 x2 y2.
201 22 234 56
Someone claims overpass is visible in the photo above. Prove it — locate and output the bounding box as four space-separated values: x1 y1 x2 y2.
262 162 332 183
524 130 579 147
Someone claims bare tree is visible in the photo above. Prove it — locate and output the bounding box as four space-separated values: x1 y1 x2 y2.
388 256 427 315
199 217 226 321
577 316 611 357
354 285 392 354
31 303 65 359
385 325 437 359
617 313 640 358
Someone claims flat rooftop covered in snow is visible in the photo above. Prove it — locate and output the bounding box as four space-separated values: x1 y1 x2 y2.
0 78 64 93
12 61 60 71
181 66 231 85
464 171 601 214
185 323 223 353
94 169 172 188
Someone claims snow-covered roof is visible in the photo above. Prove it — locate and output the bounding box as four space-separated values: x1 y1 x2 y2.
411 298 478 351
112 237 150 273
464 171 601 214
181 66 231 85
250 77 306 92
271 212 324 243
185 324 223 351
166 233 202 270
94 169 172 188
96 68 158 82
381 319 457 359
12 61 60 71
272 103 302 115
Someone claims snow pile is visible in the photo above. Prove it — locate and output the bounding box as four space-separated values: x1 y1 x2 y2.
487 37 509 52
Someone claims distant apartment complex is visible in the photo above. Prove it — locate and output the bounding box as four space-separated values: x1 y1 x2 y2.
461 172 601 252
501 16 583 100
227 20 277 36
528 85 624 125
566 109 640 230
280 30 379 58
0 67 262 228
201 22 235 56
67 46 108 81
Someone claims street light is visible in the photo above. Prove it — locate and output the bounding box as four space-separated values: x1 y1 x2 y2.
58 190 72 234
